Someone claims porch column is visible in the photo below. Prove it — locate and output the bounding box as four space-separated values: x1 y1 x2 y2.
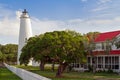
96 56 98 68
90 57 92 66
103 56 105 70
119 56 120 72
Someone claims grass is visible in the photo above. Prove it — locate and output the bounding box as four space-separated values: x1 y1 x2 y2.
94 72 120 78
2 64 120 80
16 65 120 80
0 67 22 80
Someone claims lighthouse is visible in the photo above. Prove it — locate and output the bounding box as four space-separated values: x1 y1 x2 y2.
17 9 32 65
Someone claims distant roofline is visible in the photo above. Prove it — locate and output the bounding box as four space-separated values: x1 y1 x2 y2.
94 30 120 42
100 30 120 34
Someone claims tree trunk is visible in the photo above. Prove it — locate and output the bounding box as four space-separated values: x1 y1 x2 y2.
40 61 45 71
0 60 5 67
24 63 28 66
51 61 55 72
56 62 68 77
56 64 62 77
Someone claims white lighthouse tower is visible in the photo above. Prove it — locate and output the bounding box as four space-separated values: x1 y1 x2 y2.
17 9 32 65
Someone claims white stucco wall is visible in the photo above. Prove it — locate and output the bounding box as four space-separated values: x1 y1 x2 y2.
94 43 102 51
94 38 120 51
17 11 32 65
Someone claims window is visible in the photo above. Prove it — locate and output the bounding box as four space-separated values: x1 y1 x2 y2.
115 56 119 64
102 42 105 49
76 63 79 68
115 65 119 69
105 57 108 64
96 44 101 50
88 57 90 64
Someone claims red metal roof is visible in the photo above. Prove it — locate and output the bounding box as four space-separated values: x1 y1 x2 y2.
94 30 120 42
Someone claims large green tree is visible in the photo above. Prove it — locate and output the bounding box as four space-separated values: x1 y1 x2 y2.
20 30 87 77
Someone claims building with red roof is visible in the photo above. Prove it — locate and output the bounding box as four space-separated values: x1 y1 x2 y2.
88 30 120 72
94 30 120 42
93 30 120 55
72 30 120 72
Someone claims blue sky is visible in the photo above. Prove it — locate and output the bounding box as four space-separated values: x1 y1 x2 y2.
0 0 91 19
0 0 120 44
1 0 119 20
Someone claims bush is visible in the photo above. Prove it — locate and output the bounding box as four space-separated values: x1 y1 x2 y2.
88 65 93 72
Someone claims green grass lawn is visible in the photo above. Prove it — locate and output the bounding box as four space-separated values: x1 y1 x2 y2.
17 65 120 80
0 67 22 80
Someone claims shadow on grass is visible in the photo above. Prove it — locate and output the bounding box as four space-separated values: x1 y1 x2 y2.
16 65 120 80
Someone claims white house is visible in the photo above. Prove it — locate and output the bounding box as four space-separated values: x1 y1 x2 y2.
73 30 120 72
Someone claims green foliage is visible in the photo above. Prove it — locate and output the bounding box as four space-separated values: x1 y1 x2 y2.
0 44 18 63
20 30 87 65
84 32 100 55
86 32 100 43
0 51 3 59
0 51 7 62
19 35 42 65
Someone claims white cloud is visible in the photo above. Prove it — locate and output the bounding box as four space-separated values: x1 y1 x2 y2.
98 0 112 4
16 10 22 19
1 10 120 44
68 19 83 23
92 5 109 12
0 12 19 36
1 11 120 44
31 17 120 35
31 17 66 35
91 0 113 12
0 5 20 44
0 4 120 44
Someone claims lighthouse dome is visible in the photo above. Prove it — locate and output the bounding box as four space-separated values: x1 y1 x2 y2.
20 9 29 18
